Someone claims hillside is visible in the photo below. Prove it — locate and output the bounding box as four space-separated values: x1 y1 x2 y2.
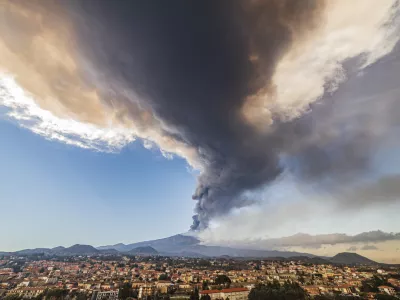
128 246 158 255
14 248 52 255
330 252 377 265
97 234 314 258
98 234 200 252
62 244 100 255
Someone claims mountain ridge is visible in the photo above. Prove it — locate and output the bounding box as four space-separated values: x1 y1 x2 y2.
0 234 383 264
330 252 378 265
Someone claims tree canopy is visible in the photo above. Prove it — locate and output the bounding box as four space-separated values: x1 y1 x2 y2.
214 275 231 287
248 281 308 300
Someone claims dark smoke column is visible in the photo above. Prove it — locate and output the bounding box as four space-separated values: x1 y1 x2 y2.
65 0 325 231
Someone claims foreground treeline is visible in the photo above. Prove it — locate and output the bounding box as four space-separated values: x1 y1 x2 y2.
248 282 308 300
247 281 399 300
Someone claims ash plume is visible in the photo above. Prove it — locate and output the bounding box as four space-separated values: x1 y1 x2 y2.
1 0 400 230
74 0 327 230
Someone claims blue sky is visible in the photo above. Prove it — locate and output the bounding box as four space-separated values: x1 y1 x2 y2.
0 119 196 251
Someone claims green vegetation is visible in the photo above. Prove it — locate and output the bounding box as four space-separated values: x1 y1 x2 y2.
189 287 199 300
361 275 390 293
248 281 308 300
119 282 137 300
159 273 170 281
44 289 68 300
214 275 231 288
375 295 398 300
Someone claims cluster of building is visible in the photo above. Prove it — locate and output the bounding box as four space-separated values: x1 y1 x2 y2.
0 255 399 299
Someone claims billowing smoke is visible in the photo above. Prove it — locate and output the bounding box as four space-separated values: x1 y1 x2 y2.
1 0 400 230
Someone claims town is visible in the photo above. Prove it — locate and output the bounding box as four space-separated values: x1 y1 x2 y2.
0 254 399 300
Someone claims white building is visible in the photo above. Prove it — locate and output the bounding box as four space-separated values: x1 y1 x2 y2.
378 286 396 296
200 288 249 300
91 290 119 300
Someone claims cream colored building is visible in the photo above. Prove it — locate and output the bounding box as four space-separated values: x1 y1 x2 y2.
200 288 249 300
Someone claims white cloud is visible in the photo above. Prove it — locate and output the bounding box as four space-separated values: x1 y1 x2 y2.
0 75 136 152
245 0 400 125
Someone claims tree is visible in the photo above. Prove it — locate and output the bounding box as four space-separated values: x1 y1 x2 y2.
198 260 211 267
375 295 398 300
248 282 308 300
298 275 305 284
69 291 87 300
45 289 68 300
4 295 23 300
75 292 87 300
119 283 134 300
361 275 388 293
190 288 199 300
214 275 231 288
202 280 209 291
158 274 169 281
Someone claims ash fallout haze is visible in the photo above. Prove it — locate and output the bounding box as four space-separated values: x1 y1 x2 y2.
1 0 400 263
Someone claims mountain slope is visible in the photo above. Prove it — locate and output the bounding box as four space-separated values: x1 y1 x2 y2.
62 244 100 255
52 246 66 252
128 246 158 255
330 252 377 265
14 248 52 255
183 245 314 258
97 234 315 258
97 243 128 252
98 234 200 252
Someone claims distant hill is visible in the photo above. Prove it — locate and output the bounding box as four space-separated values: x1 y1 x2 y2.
181 244 314 258
98 234 309 258
128 246 158 255
14 248 52 255
97 243 127 252
51 246 66 252
329 252 377 265
62 244 100 255
97 234 313 258
307 256 331 264
280 256 329 264
98 234 200 253
7 245 99 256
4 236 384 263
99 248 120 255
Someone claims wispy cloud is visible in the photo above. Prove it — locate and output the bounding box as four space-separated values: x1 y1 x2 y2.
201 228 400 250
361 245 379 251
347 246 358 251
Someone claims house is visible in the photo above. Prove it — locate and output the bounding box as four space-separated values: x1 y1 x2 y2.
156 281 172 294
333 285 353 295
388 278 400 288
200 287 249 300
378 286 396 296
10 287 46 298
91 290 119 300
303 285 320 296
138 284 156 299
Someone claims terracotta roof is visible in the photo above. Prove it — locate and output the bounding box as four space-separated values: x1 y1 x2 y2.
200 288 248 294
